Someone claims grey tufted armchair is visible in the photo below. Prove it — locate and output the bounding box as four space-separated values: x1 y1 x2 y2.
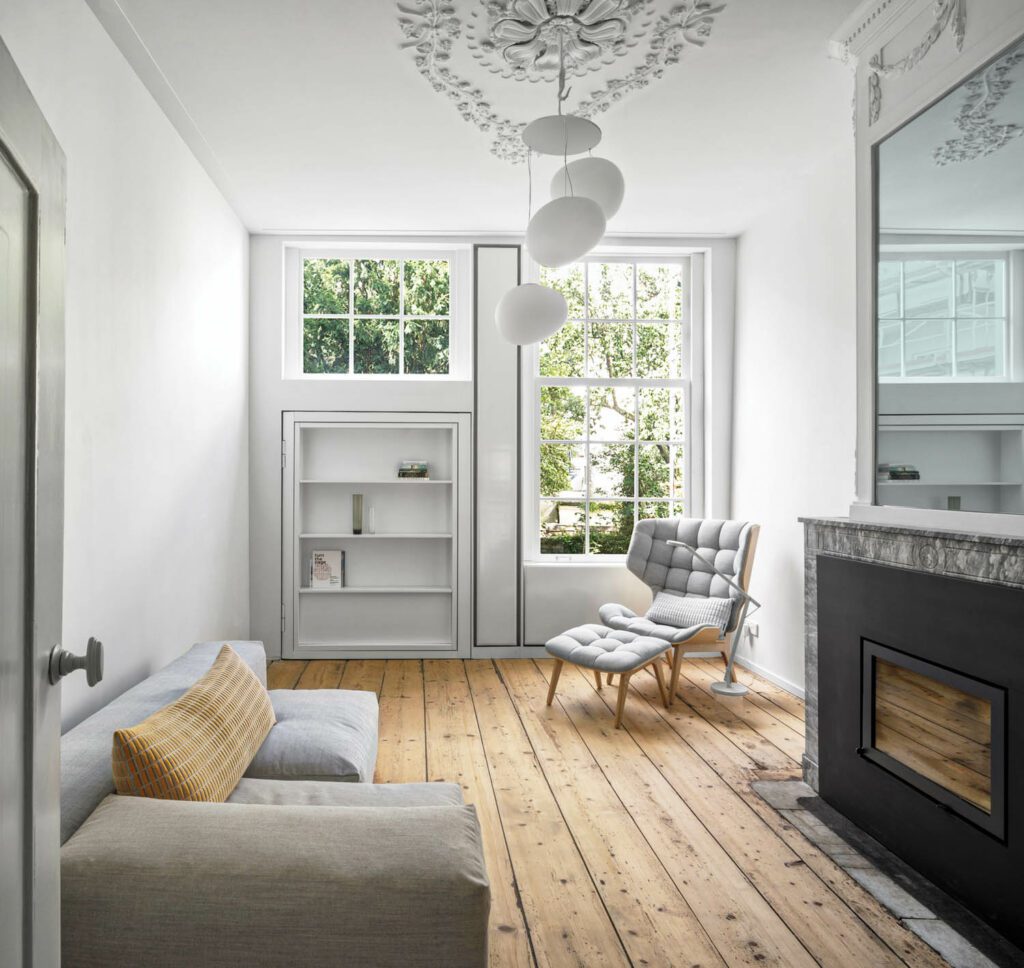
599 518 760 704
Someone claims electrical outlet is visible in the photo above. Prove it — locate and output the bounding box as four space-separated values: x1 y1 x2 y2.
746 621 759 638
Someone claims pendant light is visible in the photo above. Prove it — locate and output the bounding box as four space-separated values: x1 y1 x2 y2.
550 156 625 220
495 283 568 344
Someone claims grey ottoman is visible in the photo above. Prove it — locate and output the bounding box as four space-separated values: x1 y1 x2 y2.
545 624 670 728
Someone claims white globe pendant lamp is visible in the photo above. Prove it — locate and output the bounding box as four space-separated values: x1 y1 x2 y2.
522 114 602 156
550 157 624 220
495 283 568 345
526 195 606 268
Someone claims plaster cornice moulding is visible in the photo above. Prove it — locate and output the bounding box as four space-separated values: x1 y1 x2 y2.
397 0 726 163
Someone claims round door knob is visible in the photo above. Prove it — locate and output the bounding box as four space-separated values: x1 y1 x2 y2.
49 637 104 687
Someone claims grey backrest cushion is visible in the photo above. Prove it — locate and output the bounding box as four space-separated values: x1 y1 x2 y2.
626 518 755 630
646 592 732 631
60 640 267 844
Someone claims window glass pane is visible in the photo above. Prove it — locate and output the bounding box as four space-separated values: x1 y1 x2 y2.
540 500 585 554
878 320 902 378
588 386 635 440
540 444 585 497
956 260 1004 318
353 319 399 373
353 259 400 315
587 321 633 377
540 264 585 317
588 262 634 319
671 500 686 518
540 386 585 440
588 501 634 555
304 259 349 315
403 319 449 374
638 444 670 498
590 444 634 497
877 261 901 319
904 319 952 376
904 261 953 318
956 318 1005 377
637 264 682 319
636 322 673 378
303 318 349 373
638 501 671 520
539 320 584 377
671 444 685 497
403 260 450 315
638 387 684 441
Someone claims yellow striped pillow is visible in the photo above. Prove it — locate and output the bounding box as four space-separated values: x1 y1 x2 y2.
112 644 275 802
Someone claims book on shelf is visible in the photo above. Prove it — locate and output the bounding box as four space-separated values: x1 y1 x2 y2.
310 550 345 589
397 459 430 479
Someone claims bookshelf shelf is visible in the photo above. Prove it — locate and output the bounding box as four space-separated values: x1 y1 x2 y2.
283 412 470 659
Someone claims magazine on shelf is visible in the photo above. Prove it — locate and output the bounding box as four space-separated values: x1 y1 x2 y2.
310 550 344 589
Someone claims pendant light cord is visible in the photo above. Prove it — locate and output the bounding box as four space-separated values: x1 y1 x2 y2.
557 34 575 198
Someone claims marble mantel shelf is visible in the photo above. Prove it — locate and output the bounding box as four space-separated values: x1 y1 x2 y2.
801 516 1024 790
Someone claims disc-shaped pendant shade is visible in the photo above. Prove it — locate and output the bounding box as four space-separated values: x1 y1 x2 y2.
526 196 606 268
550 157 625 220
495 284 568 345
522 114 602 155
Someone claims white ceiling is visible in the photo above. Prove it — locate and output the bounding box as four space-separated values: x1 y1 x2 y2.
105 0 859 235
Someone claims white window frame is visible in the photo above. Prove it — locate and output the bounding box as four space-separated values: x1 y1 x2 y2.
283 244 471 380
522 252 703 562
878 251 1017 383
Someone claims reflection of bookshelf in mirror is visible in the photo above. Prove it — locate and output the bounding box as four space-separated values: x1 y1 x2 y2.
282 412 471 658
877 415 1024 514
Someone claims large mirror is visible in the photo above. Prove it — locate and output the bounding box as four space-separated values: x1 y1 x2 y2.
876 38 1024 514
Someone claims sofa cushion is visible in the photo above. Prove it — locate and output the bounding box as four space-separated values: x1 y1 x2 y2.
112 645 275 802
228 778 462 807
245 689 378 783
61 641 267 843
62 795 489 968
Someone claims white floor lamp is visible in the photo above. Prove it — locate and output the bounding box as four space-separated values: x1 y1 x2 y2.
666 540 762 697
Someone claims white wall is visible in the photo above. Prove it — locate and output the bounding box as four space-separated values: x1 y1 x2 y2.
731 147 857 695
1 0 251 728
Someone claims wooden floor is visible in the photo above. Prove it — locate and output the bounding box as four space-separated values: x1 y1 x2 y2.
267 656 952 968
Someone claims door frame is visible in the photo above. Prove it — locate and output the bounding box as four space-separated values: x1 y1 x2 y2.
0 35 67 968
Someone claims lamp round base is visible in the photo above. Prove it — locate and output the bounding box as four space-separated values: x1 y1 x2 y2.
711 679 749 697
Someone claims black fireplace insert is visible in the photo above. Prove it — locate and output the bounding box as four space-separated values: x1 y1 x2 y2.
818 555 1022 946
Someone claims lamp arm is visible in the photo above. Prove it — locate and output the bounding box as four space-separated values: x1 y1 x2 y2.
666 539 762 609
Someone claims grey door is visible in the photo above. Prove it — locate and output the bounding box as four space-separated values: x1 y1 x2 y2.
1 36 67 968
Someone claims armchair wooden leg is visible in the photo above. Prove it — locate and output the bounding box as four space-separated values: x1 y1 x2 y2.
546 660 564 706
668 645 685 706
593 669 603 691
614 673 632 729
652 656 669 707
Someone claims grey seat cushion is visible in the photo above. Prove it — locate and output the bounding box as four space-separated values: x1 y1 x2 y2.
62 795 489 968
545 624 670 672
60 641 267 844
645 592 732 631
229 778 462 807
245 688 379 784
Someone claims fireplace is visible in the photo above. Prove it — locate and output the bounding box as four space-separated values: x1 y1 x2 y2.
817 554 1021 946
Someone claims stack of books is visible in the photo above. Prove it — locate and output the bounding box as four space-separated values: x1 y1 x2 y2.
882 464 921 481
398 460 429 479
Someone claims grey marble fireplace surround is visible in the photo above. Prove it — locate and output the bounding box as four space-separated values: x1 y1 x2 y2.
801 516 1024 790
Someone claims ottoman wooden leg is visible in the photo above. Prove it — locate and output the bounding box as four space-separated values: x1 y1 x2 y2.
614 673 632 729
668 645 685 706
546 660 564 706
652 656 669 707
607 673 615 686
593 669 604 690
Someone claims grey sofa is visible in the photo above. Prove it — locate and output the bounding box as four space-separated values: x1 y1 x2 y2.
59 641 489 968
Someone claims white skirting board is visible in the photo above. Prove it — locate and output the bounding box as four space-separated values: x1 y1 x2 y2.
732 654 805 700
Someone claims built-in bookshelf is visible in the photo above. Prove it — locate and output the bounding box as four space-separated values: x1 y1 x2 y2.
282 412 471 658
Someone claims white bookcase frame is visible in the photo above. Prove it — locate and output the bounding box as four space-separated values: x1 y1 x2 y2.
282 411 471 658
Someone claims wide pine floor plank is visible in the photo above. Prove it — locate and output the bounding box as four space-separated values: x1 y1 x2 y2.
295 659 344 689
266 660 306 689
339 659 386 694
422 661 533 968
375 660 426 784
465 660 630 968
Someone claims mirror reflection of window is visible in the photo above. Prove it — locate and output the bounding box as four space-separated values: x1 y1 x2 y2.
875 37 1024 515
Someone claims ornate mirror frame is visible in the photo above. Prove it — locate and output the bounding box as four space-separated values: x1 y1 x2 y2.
832 0 1024 536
